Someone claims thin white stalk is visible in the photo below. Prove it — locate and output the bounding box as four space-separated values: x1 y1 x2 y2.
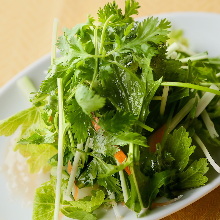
16 76 37 100
195 84 219 117
66 143 84 197
160 86 169 116
51 18 59 65
194 134 220 173
54 78 65 220
169 98 196 132
166 42 179 56
116 161 129 202
201 110 219 138
216 72 220 77
108 192 122 220
179 52 208 63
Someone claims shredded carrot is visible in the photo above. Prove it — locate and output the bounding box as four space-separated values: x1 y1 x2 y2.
92 115 131 175
49 115 53 122
92 116 101 131
74 184 79 200
148 124 166 152
67 160 72 174
114 149 131 175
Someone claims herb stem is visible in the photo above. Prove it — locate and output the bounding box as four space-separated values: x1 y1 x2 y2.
179 52 208 63
128 143 144 210
90 27 99 89
54 78 65 220
161 82 220 96
66 143 84 197
99 14 114 55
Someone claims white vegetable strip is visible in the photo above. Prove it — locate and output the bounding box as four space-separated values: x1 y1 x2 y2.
194 134 220 173
160 86 169 116
108 192 122 220
179 52 208 63
195 84 219 117
66 143 84 197
116 160 129 202
201 110 219 138
16 76 37 100
54 78 65 220
169 98 196 132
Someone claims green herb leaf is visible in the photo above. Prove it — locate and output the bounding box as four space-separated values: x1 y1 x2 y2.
0 106 39 136
15 143 57 173
75 84 106 114
178 158 209 189
164 127 196 171
33 181 55 220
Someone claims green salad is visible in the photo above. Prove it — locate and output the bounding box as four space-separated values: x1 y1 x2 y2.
1 0 220 219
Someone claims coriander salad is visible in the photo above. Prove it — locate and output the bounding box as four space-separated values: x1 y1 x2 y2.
0 1 220 220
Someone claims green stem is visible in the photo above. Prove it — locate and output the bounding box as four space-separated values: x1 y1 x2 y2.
54 78 65 220
128 143 144 210
90 27 99 89
161 82 220 96
99 14 114 55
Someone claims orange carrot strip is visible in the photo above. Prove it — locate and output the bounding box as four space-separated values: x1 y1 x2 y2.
148 124 166 152
67 160 72 174
92 116 131 175
92 116 101 131
74 184 79 200
114 149 131 175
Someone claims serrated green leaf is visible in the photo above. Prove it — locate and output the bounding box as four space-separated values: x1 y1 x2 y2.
15 143 57 173
98 110 136 134
165 127 196 171
66 99 91 143
0 106 39 136
33 181 55 220
62 190 105 213
144 170 174 208
178 158 209 189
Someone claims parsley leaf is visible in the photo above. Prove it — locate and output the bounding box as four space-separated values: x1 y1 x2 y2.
164 127 196 171
177 158 209 189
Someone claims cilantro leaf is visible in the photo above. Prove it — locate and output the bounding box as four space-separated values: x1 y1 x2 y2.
122 17 170 54
75 84 106 114
66 99 91 143
125 0 140 18
98 1 123 23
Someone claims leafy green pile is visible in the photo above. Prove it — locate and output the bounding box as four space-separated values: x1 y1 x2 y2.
1 0 220 219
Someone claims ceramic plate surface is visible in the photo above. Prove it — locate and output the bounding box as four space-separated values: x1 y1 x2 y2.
0 12 220 220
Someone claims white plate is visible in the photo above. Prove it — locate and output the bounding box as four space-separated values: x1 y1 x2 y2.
0 12 220 220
